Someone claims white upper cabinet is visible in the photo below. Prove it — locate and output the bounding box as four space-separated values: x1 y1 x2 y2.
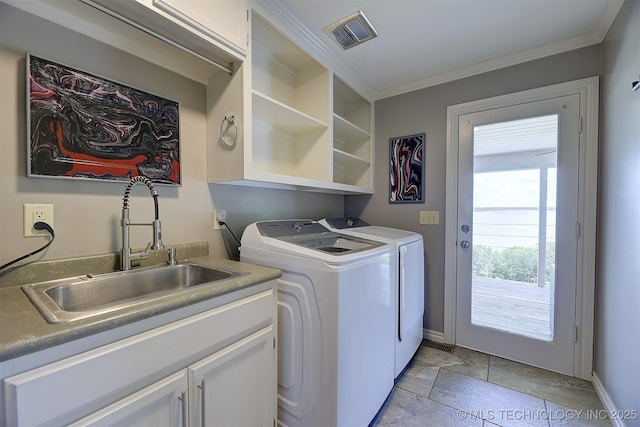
135 0 247 57
207 8 374 194
88 0 248 60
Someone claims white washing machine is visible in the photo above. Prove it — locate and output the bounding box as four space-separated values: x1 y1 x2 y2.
240 220 394 427
319 217 425 378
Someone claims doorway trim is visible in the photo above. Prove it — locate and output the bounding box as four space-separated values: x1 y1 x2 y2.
443 77 599 380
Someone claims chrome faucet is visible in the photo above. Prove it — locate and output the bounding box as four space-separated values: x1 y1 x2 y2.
121 176 164 270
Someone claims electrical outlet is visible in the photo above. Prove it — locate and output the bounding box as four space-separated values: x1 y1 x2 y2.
24 204 54 237
213 209 227 230
419 210 439 225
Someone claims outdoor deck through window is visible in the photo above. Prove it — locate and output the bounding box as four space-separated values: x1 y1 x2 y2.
471 115 558 341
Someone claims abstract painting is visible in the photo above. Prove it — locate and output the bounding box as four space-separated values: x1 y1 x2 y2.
389 133 424 203
27 53 181 185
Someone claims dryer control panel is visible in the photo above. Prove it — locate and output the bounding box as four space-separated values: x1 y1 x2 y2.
323 217 370 229
253 220 384 255
256 220 326 237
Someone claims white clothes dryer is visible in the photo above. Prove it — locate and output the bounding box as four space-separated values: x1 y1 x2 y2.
240 220 394 427
319 217 425 378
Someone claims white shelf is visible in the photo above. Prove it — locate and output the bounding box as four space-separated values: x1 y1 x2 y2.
251 118 330 181
251 12 329 124
333 148 370 167
332 161 371 189
332 75 372 189
210 9 374 194
333 114 369 142
253 91 328 132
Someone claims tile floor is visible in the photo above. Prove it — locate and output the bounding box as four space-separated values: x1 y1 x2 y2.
371 342 610 427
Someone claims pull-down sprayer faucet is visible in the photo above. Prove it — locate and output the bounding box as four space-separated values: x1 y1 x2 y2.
121 176 164 271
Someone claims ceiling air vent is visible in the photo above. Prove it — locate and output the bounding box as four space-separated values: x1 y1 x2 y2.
323 11 378 50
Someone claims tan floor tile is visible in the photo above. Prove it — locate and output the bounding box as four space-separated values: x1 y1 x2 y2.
395 357 440 398
429 369 548 427
372 387 482 427
488 356 604 411
545 401 612 427
415 345 490 380
371 349 609 427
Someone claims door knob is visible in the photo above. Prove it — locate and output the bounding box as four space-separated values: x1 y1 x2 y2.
460 240 470 249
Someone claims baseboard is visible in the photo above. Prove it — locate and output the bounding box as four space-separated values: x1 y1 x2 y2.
423 329 445 343
592 372 626 427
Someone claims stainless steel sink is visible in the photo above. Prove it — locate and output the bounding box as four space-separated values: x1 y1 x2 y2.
22 263 243 323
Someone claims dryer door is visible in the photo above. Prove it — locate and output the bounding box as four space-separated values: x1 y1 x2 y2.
398 240 424 341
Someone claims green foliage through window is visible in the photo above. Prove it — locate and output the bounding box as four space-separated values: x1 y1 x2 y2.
472 244 555 284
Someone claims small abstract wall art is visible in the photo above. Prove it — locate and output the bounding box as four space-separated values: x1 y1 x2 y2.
27 53 181 185
389 133 425 203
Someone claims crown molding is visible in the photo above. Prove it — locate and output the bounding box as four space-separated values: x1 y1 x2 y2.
255 0 623 102
593 0 625 41
375 0 623 100
377 30 606 100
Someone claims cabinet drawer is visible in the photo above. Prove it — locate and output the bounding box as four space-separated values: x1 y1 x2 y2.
4 289 273 426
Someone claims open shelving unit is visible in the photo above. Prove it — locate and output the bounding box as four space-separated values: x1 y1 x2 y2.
332 76 372 189
208 8 374 194
250 11 331 183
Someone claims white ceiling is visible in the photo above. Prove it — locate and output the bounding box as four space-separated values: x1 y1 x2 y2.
273 0 623 99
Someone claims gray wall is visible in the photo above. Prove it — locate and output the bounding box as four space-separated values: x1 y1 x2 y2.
0 3 343 277
346 45 601 334
596 0 640 421
210 184 343 259
0 3 223 266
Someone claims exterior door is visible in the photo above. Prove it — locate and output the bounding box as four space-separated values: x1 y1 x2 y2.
455 95 580 375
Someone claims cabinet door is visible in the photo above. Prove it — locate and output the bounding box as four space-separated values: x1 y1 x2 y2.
69 371 188 427
189 326 275 427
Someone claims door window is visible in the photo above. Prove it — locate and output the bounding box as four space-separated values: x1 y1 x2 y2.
471 115 558 341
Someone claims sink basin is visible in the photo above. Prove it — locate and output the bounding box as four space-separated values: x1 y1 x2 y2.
22 263 243 323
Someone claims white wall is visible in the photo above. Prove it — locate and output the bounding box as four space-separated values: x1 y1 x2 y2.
596 0 640 422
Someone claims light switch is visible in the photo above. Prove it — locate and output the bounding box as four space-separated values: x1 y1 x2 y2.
419 210 439 225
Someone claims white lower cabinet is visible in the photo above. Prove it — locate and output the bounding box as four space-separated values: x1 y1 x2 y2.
71 326 274 427
189 327 274 426
3 287 277 426
69 371 189 427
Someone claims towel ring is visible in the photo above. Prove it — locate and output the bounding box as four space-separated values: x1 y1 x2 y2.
220 115 238 147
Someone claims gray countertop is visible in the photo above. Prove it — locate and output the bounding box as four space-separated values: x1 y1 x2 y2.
0 255 281 362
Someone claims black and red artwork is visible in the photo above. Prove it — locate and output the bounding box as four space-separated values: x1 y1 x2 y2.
27 54 180 185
